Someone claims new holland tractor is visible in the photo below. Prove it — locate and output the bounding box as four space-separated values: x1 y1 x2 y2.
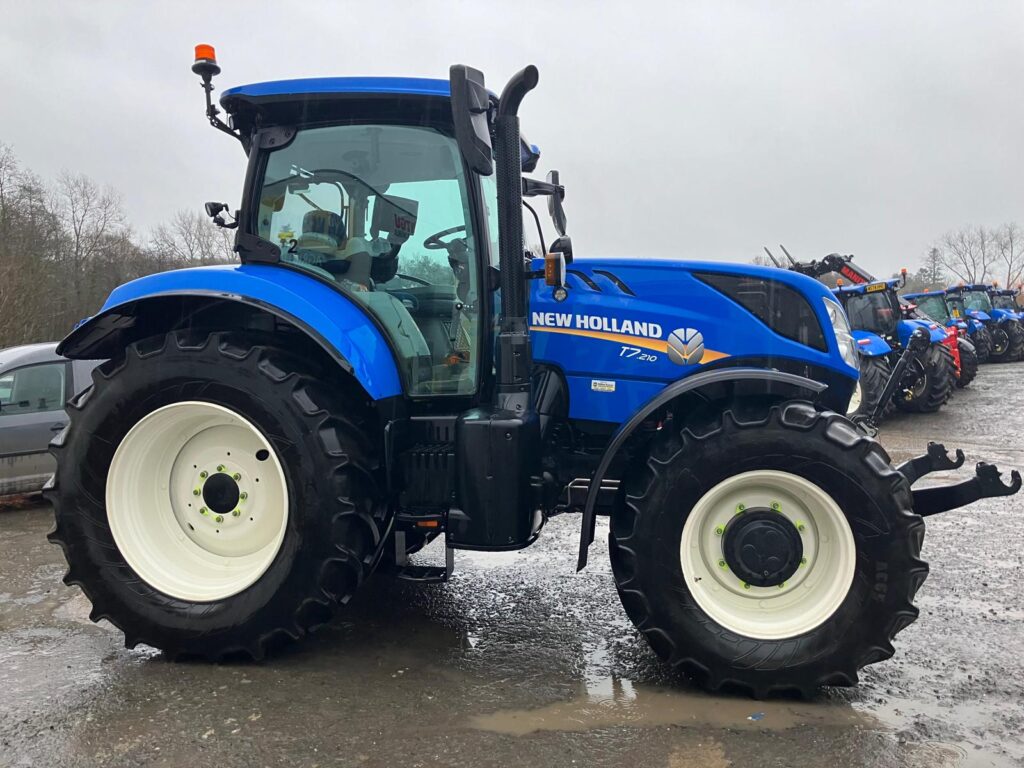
943 287 994 362
776 250 954 420
951 283 1024 363
902 290 979 389
45 48 1022 698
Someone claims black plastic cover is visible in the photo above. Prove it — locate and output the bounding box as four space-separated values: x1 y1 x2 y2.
449 407 542 550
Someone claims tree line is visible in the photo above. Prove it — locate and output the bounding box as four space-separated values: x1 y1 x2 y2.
0 143 233 349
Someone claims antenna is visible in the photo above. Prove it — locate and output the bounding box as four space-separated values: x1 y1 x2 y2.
762 247 782 268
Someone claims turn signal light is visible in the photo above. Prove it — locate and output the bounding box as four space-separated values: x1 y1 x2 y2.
836 278 844 286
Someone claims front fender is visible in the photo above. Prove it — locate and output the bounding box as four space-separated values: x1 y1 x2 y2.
58 264 403 400
898 319 946 346
851 329 891 357
968 310 991 322
989 308 1021 323
576 367 827 570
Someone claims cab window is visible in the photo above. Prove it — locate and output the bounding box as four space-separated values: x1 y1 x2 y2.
257 124 481 396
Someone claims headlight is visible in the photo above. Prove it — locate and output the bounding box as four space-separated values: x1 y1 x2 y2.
823 297 859 370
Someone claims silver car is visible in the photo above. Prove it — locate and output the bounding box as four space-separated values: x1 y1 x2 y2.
0 343 101 496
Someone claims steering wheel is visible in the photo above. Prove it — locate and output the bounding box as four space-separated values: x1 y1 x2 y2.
424 225 466 251
395 273 432 287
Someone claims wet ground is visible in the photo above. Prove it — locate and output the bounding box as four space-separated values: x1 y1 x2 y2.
2 364 1023 767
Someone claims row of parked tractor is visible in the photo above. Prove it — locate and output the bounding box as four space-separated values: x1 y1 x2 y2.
765 247 1024 425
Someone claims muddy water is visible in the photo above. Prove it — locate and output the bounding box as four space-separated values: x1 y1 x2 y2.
1 363 1023 767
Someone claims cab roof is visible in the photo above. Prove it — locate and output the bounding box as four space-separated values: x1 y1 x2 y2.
221 77 451 107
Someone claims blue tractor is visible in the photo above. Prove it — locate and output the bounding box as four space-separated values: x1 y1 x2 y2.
45 48 1021 697
942 286 993 362
901 290 979 388
949 283 1024 363
777 251 954 419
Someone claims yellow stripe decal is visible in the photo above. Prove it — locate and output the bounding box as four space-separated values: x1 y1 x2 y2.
529 326 729 363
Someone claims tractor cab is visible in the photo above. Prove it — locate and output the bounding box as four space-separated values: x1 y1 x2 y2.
990 287 1023 317
832 280 902 343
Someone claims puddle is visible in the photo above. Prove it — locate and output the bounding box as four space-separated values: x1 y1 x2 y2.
472 642 877 736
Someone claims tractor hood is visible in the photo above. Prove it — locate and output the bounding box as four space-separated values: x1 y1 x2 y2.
528 257 857 422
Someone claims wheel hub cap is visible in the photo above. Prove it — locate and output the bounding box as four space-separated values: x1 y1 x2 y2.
202 472 240 514
722 509 803 587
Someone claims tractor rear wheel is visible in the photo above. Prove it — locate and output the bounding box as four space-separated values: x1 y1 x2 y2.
895 344 955 413
608 401 927 697
47 331 388 659
988 324 1013 362
1008 320 1024 361
847 356 893 421
956 338 979 388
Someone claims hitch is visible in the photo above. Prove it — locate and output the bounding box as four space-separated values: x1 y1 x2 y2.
897 442 965 485
852 327 931 435
910 462 1022 517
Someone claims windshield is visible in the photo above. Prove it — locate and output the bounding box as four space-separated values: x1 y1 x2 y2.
842 290 899 336
914 295 950 323
992 294 1018 310
964 290 993 312
256 124 482 396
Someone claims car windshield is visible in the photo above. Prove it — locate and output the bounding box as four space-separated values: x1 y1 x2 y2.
843 290 899 336
256 123 482 396
965 290 993 312
914 295 950 323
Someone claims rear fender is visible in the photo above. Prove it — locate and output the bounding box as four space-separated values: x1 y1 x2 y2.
851 329 891 357
57 264 403 400
575 368 827 570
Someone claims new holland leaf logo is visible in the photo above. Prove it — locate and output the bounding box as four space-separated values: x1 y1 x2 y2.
667 328 705 365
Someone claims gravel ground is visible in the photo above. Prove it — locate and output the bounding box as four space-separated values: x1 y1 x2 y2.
1 363 1022 767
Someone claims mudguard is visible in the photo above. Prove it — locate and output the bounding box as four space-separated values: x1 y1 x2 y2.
967 318 985 334
898 318 946 347
989 308 1022 323
968 309 991 322
575 367 827 570
58 264 403 400
851 329 891 357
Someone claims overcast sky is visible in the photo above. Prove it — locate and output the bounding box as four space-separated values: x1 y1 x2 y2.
1 1 1021 276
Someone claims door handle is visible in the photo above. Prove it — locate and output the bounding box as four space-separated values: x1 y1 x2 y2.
51 422 68 431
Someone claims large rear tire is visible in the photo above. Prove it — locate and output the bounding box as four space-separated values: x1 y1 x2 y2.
956 338 979 388
608 401 927 698
988 323 1016 362
47 332 389 659
895 344 955 413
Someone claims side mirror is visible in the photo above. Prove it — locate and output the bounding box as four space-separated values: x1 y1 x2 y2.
450 65 494 176
546 170 567 236
204 201 237 229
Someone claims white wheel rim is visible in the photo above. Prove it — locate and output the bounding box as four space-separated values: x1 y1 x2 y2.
679 470 856 640
847 380 863 415
106 401 289 602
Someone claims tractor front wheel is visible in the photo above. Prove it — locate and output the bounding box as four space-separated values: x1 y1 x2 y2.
895 344 955 413
956 338 979 388
973 327 993 362
608 401 927 697
48 332 388 659
847 356 893 421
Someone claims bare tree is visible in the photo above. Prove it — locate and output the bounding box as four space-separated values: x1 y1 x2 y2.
993 222 1024 290
149 209 234 268
935 226 996 283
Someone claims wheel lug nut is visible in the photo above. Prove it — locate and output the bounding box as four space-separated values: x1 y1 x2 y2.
232 473 241 481
240 492 248 500
799 557 807 567
199 471 208 479
200 507 208 515
742 582 751 590
217 465 226 472
736 503 746 514
770 501 781 511
718 559 727 569
777 582 786 589
232 510 241 517
193 488 201 496
714 525 724 536
215 515 224 523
